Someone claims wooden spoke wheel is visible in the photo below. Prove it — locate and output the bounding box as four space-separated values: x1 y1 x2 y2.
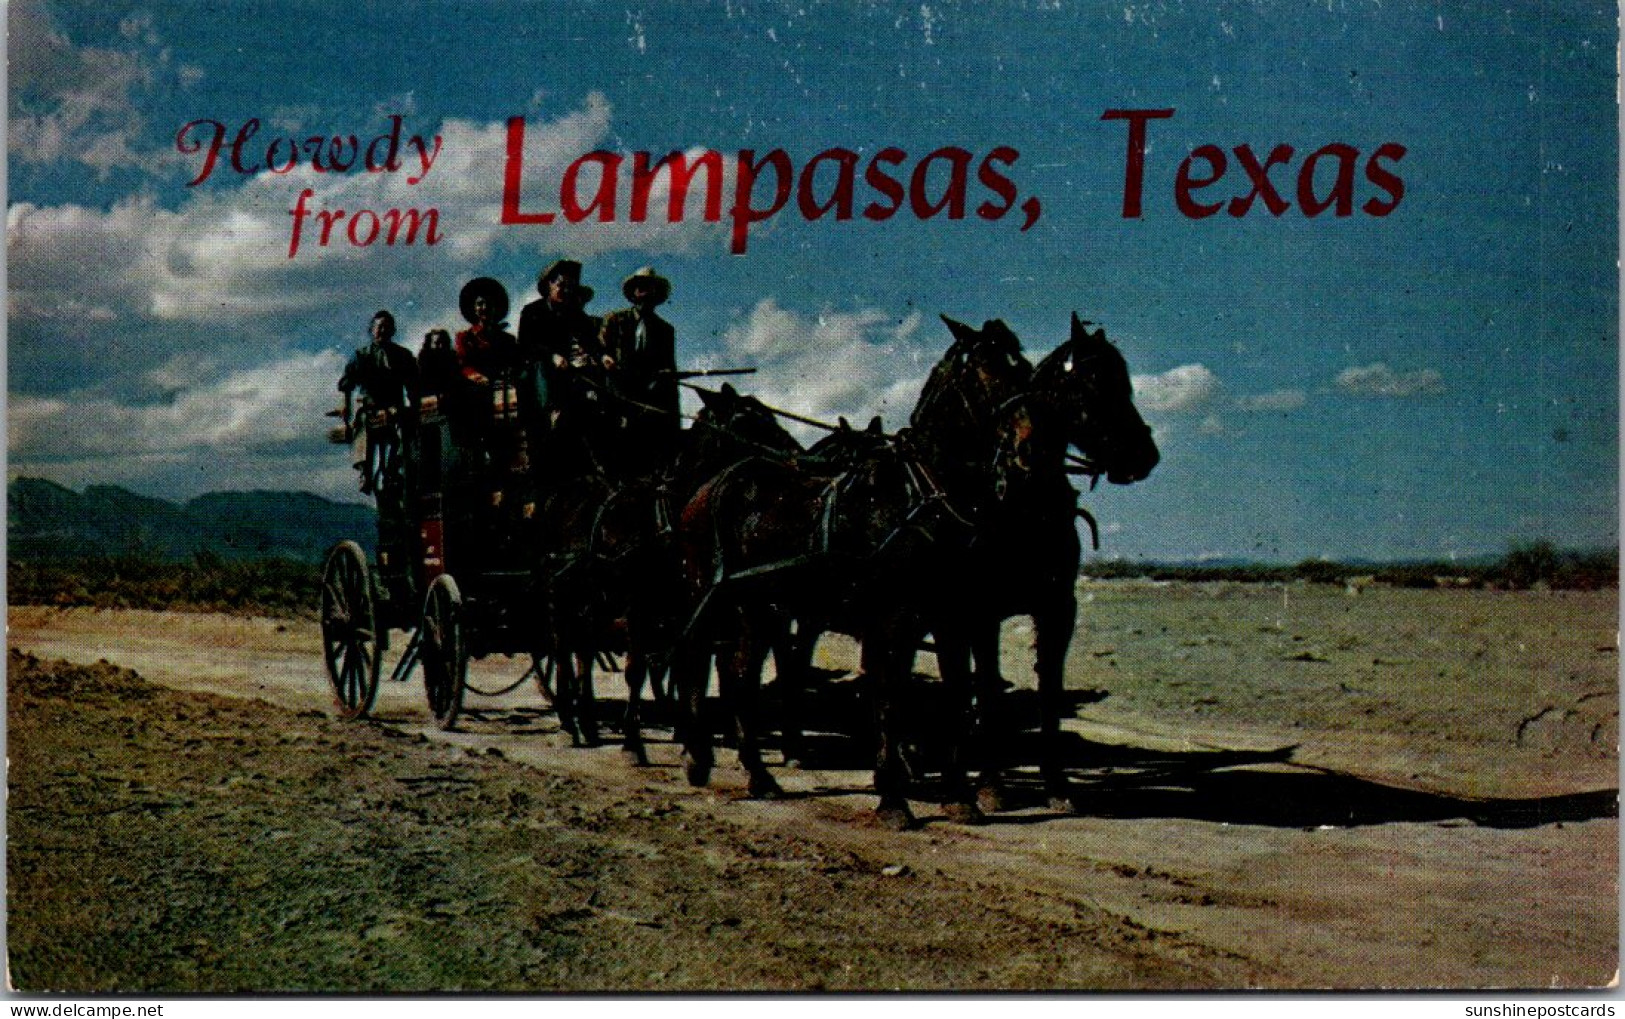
320 540 382 720
420 574 467 731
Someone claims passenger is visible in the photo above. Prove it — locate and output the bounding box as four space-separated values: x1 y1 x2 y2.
519 259 600 366
417 328 462 402
452 278 521 476
454 277 519 386
338 310 418 494
600 266 681 474
518 259 606 427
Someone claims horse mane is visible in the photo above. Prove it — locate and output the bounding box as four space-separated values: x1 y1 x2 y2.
910 318 1033 433
1030 317 1125 391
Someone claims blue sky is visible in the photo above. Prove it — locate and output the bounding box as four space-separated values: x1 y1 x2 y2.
7 0 1617 561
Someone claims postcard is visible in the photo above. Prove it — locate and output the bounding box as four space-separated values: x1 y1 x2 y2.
7 0 1618 994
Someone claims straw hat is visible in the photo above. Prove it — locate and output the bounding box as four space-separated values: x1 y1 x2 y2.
622 266 670 305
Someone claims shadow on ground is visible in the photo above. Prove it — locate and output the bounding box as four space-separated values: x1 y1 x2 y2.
445 668 1618 831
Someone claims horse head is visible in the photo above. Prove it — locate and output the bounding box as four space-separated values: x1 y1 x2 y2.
908 317 1033 484
804 414 890 471
674 382 804 503
934 316 1032 405
1029 313 1160 485
690 382 803 457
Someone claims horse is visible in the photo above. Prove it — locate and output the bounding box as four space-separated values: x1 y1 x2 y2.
897 313 1159 822
534 382 806 757
670 412 962 808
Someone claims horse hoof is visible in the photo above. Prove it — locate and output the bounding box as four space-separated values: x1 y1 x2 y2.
975 784 1007 815
621 747 649 768
876 803 917 831
943 800 985 826
748 774 784 800
1046 789 1077 814
782 756 804 771
682 753 711 788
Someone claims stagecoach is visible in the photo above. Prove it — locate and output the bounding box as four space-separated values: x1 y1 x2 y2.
320 377 548 730
317 305 1160 827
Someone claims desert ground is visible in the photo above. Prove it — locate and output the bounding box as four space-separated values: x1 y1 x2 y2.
7 581 1618 991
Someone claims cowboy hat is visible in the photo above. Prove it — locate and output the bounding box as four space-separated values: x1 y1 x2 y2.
459 276 510 324
537 258 583 294
622 266 670 305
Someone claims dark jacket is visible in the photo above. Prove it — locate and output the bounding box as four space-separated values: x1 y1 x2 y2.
339 341 418 411
599 307 678 421
518 299 602 370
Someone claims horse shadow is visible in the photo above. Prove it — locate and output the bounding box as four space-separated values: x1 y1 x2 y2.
972 734 1618 830
765 675 1620 831
486 671 1617 832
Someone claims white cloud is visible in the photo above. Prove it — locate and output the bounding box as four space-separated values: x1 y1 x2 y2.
10 97 730 339
1335 362 1445 398
1132 363 1221 414
1235 387 1307 412
9 350 344 461
8 0 169 177
714 299 932 440
7 93 758 495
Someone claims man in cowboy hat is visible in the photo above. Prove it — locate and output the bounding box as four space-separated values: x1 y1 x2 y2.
339 309 418 494
518 258 604 379
599 266 680 473
517 259 611 478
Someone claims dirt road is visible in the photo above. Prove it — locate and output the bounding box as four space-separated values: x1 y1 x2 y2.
8 582 1618 990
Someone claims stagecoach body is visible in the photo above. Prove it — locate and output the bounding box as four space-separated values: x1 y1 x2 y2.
321 381 548 729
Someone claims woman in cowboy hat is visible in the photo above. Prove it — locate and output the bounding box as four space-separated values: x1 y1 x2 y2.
454 276 519 386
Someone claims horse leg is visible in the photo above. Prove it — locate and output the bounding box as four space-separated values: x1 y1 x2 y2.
574 649 600 748
647 658 673 716
553 650 581 745
535 653 557 707
672 642 714 787
773 619 815 769
970 619 1010 814
932 627 983 824
621 650 649 766
721 614 781 799
646 655 670 707
1034 594 1078 811
870 628 918 830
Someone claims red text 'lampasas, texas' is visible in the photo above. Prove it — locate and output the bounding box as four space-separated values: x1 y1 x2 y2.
173 109 1407 259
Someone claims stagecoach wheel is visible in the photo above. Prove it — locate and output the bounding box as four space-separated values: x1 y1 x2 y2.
320 540 382 720
420 574 467 731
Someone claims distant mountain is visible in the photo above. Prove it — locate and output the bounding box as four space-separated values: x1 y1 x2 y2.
7 478 376 563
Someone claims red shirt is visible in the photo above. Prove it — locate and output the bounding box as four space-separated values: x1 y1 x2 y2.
454 323 519 383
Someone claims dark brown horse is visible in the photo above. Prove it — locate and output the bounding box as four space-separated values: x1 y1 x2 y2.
899 313 1160 823
670 415 962 806
535 382 806 756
